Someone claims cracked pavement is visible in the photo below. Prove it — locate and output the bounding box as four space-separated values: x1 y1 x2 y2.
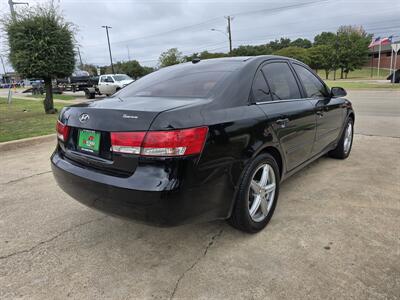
0 90 399 299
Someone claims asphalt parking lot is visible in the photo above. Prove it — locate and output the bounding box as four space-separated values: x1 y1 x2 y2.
0 89 399 299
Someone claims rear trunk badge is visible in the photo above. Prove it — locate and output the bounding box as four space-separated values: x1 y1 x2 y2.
79 113 90 123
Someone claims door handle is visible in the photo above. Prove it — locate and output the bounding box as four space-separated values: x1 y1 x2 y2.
276 118 289 128
316 111 324 117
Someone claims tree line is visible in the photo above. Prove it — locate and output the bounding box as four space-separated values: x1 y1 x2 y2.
159 25 371 80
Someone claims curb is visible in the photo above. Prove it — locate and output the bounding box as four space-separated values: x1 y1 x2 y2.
0 134 56 152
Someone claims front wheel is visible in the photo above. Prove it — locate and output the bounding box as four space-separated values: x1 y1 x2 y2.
329 117 354 159
229 153 280 233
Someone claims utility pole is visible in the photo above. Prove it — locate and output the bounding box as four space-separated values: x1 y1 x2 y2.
8 0 28 19
127 46 131 61
77 47 83 69
102 25 115 74
225 16 233 54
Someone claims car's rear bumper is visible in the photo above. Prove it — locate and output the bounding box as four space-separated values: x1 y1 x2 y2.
51 151 233 226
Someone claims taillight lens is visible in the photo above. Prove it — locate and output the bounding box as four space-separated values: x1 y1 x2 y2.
56 120 70 142
110 127 208 157
110 132 146 154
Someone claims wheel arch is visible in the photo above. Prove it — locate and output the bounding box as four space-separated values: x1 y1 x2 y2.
348 111 355 122
256 146 284 179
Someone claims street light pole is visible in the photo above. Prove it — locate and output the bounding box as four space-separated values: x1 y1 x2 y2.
211 16 233 55
102 25 115 74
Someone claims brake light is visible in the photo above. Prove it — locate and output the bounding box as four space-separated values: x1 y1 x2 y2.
110 127 208 157
56 120 70 142
110 132 146 154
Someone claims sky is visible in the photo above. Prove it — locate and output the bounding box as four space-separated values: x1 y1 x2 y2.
1 0 399 71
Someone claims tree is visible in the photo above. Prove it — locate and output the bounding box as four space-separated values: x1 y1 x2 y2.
4 4 75 113
290 38 312 49
100 60 154 78
158 48 184 68
274 47 311 65
231 45 273 56
81 64 98 75
336 25 371 78
314 32 337 46
308 45 335 79
269 38 291 51
184 50 226 62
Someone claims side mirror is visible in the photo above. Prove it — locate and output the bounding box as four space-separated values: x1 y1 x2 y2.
330 87 347 98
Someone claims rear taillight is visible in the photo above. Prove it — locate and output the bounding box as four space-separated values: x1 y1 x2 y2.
56 120 70 142
110 127 208 157
110 132 146 154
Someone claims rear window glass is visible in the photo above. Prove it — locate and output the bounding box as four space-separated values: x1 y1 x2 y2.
117 69 230 98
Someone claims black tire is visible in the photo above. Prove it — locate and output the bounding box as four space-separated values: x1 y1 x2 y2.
329 117 354 159
229 153 280 233
84 90 95 99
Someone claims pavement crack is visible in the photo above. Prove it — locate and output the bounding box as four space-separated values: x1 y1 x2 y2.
0 216 106 260
355 133 399 139
2 170 52 185
169 227 223 299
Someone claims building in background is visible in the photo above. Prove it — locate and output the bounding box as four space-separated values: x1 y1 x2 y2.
367 41 400 69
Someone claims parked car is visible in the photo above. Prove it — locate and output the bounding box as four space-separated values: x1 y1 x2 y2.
83 74 134 99
98 74 134 95
387 69 399 83
52 56 354 233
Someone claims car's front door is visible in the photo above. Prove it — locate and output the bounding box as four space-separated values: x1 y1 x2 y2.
254 61 316 171
291 63 344 155
99 76 115 95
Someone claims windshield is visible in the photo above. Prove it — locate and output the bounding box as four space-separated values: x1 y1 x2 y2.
118 69 230 98
113 75 132 81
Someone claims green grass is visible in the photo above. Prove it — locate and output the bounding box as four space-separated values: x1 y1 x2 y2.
27 94 79 101
317 67 391 80
324 80 400 89
0 97 65 142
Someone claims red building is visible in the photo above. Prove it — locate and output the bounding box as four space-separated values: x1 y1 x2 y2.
366 42 400 69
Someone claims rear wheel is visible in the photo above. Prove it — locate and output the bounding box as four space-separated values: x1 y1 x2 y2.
84 90 95 99
329 117 354 159
229 153 280 233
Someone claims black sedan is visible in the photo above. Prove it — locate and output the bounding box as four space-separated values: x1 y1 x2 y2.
52 56 354 233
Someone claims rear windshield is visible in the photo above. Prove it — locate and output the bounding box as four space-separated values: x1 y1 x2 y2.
117 68 230 98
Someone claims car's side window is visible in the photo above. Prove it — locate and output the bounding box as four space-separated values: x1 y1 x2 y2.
106 76 114 83
293 64 329 99
261 62 301 101
100 76 106 82
252 70 272 102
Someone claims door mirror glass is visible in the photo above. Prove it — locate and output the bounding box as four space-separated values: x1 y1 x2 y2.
331 87 347 97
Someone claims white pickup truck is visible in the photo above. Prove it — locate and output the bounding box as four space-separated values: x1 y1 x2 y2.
84 74 134 99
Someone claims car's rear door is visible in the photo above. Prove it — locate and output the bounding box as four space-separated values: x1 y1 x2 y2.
255 60 316 171
291 63 344 155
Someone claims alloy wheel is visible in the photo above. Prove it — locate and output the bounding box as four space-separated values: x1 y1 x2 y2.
344 121 353 154
248 163 276 222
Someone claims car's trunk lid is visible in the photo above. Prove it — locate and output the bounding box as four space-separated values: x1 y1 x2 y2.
59 96 205 177
62 96 200 131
